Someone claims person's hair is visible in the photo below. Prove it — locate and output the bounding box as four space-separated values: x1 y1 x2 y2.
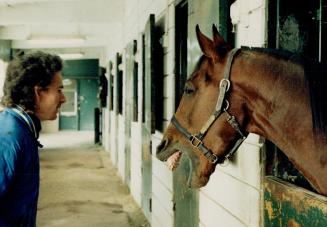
1 51 63 112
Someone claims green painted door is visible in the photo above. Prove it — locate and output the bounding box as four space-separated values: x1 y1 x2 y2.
141 14 154 222
78 78 98 130
60 59 99 131
60 79 78 130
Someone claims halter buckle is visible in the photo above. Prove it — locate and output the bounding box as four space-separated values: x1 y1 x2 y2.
189 135 203 147
211 154 218 164
219 78 231 92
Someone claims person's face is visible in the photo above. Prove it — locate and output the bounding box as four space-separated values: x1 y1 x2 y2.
34 72 66 121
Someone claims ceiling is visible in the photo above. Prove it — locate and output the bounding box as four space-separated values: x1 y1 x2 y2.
0 0 125 60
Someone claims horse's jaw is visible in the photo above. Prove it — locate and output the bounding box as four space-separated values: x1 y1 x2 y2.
186 152 211 188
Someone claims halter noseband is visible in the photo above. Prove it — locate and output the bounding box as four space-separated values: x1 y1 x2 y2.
171 48 247 164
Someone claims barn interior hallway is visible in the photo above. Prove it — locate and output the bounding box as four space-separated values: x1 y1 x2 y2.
37 131 149 227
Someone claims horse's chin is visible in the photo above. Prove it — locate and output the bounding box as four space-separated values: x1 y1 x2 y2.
186 157 210 188
188 176 209 188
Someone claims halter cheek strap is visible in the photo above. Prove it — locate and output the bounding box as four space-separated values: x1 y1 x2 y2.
171 48 247 164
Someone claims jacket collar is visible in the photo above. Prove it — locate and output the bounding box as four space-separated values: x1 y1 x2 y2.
10 105 43 147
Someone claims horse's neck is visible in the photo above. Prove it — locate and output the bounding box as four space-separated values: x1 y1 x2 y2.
236 53 311 144
236 52 327 194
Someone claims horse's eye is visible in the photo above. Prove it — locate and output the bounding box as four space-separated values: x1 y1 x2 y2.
184 84 195 95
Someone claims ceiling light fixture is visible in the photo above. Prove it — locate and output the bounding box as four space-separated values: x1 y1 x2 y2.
58 53 84 60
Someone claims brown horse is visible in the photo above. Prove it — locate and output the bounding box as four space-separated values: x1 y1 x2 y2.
156 25 327 196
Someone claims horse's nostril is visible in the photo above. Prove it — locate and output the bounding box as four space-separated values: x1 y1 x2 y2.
156 139 168 154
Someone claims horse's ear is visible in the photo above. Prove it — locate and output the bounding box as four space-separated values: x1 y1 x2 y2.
212 24 226 47
212 24 231 58
196 25 218 62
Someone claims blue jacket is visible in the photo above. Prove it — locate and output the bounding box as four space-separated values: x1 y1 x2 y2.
0 107 40 227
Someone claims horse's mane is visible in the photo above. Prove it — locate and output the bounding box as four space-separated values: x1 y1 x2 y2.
242 46 327 134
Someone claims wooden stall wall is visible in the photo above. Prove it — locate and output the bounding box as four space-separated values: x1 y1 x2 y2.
108 59 118 166
117 52 126 180
122 0 172 225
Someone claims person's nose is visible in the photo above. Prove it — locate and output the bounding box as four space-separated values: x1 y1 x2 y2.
61 93 66 103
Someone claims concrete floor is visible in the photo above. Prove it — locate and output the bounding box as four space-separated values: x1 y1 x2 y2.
37 131 149 227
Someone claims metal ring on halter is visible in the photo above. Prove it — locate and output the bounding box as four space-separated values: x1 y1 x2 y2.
210 154 218 164
219 158 230 167
219 78 231 91
223 100 230 111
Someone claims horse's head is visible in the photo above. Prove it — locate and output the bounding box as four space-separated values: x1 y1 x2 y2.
156 25 248 188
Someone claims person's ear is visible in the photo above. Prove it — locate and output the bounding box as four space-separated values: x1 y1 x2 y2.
34 86 42 103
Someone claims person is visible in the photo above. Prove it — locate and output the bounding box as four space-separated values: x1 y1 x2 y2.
0 51 66 226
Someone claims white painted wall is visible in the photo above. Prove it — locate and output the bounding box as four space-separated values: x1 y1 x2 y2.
231 0 267 47
152 132 174 227
199 135 264 227
130 122 142 206
109 111 118 165
117 114 125 179
109 56 119 166
102 107 110 152
120 0 175 226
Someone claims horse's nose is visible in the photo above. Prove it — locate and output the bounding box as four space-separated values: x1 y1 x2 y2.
156 139 168 155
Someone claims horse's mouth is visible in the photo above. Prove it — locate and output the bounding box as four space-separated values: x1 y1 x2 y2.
162 150 209 188
156 141 183 171
157 145 210 188
165 151 182 171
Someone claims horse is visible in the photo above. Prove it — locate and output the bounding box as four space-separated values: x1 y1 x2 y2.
156 24 327 196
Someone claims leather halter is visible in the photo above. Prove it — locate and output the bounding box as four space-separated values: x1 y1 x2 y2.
171 48 247 164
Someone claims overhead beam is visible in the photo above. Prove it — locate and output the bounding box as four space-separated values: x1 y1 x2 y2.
0 0 81 7
0 0 124 25
0 22 122 39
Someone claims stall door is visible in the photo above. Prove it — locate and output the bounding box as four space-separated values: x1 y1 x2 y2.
60 78 97 131
141 14 154 221
78 78 98 130
124 40 137 188
60 79 78 130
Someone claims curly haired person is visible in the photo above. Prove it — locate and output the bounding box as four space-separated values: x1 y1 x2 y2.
0 51 66 226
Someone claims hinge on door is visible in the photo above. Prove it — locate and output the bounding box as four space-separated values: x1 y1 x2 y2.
149 198 152 212
149 141 152 154
173 202 176 211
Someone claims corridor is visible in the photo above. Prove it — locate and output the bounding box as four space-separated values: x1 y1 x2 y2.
36 131 149 227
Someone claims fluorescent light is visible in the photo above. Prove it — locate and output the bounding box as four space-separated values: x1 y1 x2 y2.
27 38 85 46
58 53 84 60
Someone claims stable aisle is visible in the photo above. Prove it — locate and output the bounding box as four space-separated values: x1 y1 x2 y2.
37 131 149 227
